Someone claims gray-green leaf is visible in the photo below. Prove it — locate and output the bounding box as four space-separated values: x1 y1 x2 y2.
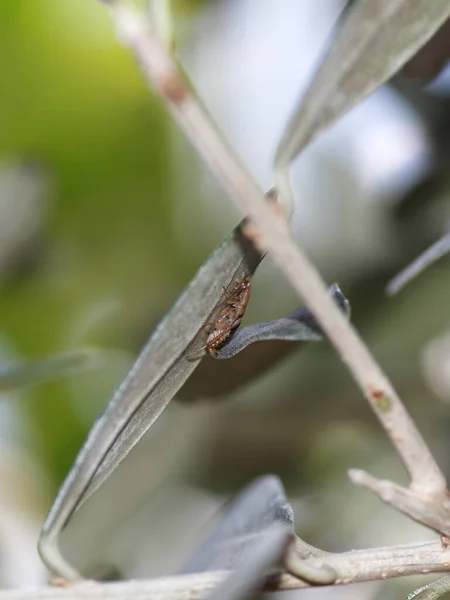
205 525 293 600
275 0 450 173
179 475 294 575
38 220 262 580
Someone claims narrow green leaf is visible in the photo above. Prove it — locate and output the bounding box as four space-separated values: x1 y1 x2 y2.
38 220 262 580
275 0 450 180
180 475 294 574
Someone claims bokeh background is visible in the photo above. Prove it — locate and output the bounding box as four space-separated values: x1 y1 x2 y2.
1 1 450 598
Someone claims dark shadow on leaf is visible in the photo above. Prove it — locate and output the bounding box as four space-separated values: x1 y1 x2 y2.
402 17 450 82
179 284 350 402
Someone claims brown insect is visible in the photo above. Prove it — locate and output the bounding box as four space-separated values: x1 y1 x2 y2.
186 279 251 360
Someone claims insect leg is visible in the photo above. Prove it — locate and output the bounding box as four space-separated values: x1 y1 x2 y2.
186 344 208 361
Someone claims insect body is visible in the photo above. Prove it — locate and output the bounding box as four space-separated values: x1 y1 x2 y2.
186 279 251 360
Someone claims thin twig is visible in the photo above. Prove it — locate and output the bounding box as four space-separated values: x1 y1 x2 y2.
0 572 226 600
349 470 450 536
205 526 293 600
387 232 450 296
101 0 446 497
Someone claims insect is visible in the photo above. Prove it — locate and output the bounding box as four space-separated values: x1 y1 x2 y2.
186 279 251 360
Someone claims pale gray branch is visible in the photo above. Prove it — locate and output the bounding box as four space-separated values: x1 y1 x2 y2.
287 538 450 585
387 232 450 296
5 537 450 600
0 572 304 600
0 572 226 600
102 0 445 496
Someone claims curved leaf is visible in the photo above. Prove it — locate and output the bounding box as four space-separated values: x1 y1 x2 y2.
38 220 263 580
179 284 349 402
215 283 349 359
275 0 450 179
205 525 293 600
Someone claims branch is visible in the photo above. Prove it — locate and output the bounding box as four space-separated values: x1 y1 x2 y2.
387 231 450 296
100 1 446 499
4 537 450 600
0 572 306 600
0 572 226 600
349 470 450 536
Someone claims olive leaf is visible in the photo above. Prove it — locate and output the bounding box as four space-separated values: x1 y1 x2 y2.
406 576 450 600
0 349 104 392
204 525 293 600
38 220 262 580
179 475 294 575
274 0 450 207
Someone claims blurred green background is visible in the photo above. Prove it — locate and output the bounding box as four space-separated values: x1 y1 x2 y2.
2 1 450 597
0 0 183 482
